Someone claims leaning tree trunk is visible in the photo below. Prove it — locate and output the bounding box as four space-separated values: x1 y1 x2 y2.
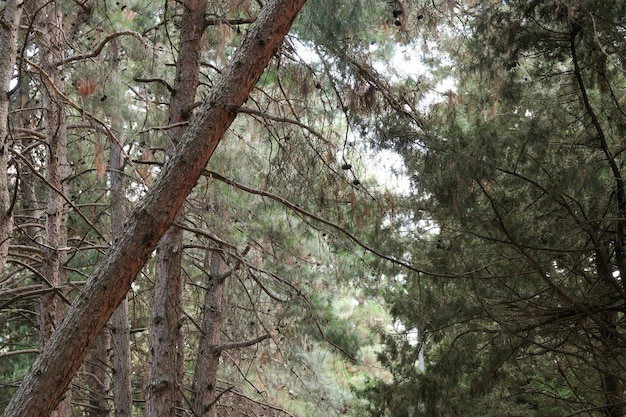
146 1 207 416
0 1 20 274
1 1 307 416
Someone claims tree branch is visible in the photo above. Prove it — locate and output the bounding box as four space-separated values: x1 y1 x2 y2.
0 350 39 359
204 169 443 276
133 77 175 94
57 30 151 66
212 333 271 354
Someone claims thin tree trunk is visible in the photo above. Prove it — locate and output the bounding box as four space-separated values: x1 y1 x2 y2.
1 2 307 415
86 334 111 417
146 226 184 417
108 36 133 417
15 76 42 246
599 309 624 417
146 2 207 416
0 1 20 274
34 1 71 416
110 131 132 417
191 249 227 417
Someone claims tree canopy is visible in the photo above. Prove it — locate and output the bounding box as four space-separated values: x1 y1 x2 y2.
2 1 626 417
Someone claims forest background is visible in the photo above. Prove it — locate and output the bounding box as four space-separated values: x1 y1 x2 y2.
1 1 626 417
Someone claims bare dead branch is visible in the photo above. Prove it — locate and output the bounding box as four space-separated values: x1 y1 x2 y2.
58 30 151 66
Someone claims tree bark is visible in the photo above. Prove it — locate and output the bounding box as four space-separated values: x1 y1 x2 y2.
34 1 71 416
191 250 227 417
85 334 111 417
109 130 132 417
146 2 207 416
0 1 307 416
107 36 133 417
15 75 42 246
146 225 184 417
0 1 20 273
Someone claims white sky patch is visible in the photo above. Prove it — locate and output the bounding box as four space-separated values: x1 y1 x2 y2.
367 148 411 194
293 38 459 199
371 42 457 99
372 44 427 82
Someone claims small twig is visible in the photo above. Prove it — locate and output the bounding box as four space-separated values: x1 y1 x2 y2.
133 77 174 94
204 16 256 27
205 385 235 409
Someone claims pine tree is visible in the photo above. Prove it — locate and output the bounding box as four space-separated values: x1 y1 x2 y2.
361 1 626 416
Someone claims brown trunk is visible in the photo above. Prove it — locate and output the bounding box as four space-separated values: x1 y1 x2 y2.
1 2 307 415
34 1 71 416
146 2 207 416
110 130 132 417
191 250 227 417
15 76 42 246
0 1 19 274
146 226 184 417
85 334 111 417
600 310 624 417
110 299 131 417
107 35 133 416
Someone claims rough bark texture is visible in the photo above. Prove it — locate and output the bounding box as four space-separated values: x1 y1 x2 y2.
1 1 307 416
110 297 131 417
0 1 20 274
146 226 184 417
86 334 111 417
107 36 133 417
16 79 42 246
146 2 207 416
34 2 71 416
191 250 227 417
110 131 132 417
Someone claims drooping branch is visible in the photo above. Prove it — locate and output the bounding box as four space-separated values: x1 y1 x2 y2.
133 77 175 94
204 170 453 277
58 30 151 66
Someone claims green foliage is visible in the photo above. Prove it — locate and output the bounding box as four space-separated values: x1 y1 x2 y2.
356 1 626 416
0 307 38 413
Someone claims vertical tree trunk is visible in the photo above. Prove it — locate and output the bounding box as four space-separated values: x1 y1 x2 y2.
108 36 133 417
15 77 42 246
146 1 207 416
1 2 307 415
0 1 19 274
599 310 624 417
146 226 184 417
110 131 132 417
86 335 111 417
191 250 227 417
34 1 71 416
